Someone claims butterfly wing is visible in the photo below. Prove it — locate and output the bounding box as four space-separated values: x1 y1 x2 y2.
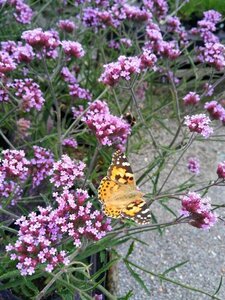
98 150 151 224
107 150 136 186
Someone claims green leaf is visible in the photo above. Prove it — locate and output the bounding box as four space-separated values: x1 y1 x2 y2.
124 260 150 295
125 241 135 259
213 276 223 296
162 260 189 277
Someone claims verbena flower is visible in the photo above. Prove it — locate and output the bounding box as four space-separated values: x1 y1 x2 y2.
10 78 45 112
181 192 217 229
62 138 78 149
0 149 30 181
1 0 33 24
187 157 200 175
16 118 31 138
204 83 214 96
61 41 85 58
217 161 225 178
82 100 131 150
184 114 213 138
31 146 54 188
0 87 9 102
58 19 76 33
204 101 225 120
0 51 17 74
22 28 60 50
6 189 111 275
0 179 22 206
143 0 168 19
183 92 200 105
198 42 225 71
49 155 86 189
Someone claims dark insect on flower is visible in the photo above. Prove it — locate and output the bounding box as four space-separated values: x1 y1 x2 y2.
122 112 136 127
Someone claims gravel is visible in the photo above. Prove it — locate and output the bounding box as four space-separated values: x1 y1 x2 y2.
115 123 225 300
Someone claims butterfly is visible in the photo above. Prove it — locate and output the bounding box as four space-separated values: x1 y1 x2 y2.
98 150 151 224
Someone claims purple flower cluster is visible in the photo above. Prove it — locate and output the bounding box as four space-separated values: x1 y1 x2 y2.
22 28 60 50
217 161 225 179
198 42 225 71
82 100 131 150
31 146 54 188
197 10 221 43
49 155 86 189
0 150 29 205
1 41 34 64
0 149 30 181
61 41 85 59
145 22 181 59
99 52 156 86
82 3 150 30
183 92 200 106
16 118 31 138
58 19 76 33
6 189 111 275
184 114 213 138
10 78 45 112
62 138 78 149
143 0 168 20
0 51 17 75
187 157 200 175
204 100 225 121
181 192 217 229
1 0 33 24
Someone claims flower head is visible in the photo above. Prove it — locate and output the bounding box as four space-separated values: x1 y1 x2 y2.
183 92 200 106
181 192 217 229
61 41 85 58
184 114 213 138
204 101 225 120
187 157 200 175
58 20 76 33
50 155 85 189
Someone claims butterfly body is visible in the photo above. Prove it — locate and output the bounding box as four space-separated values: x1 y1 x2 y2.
98 150 151 224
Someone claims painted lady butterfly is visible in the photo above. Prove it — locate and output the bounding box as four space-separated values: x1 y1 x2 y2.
98 150 151 224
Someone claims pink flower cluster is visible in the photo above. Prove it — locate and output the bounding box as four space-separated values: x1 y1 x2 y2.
6 189 111 275
61 41 85 59
1 0 33 24
183 92 200 106
0 51 17 75
82 100 131 150
82 3 150 30
0 149 30 181
1 41 34 64
187 157 200 175
30 146 54 188
58 19 76 33
6 206 70 276
143 0 168 20
49 155 86 189
217 161 225 179
0 150 29 205
53 189 112 245
181 192 217 229
10 78 45 112
204 101 225 121
195 10 222 43
62 138 78 149
145 23 181 59
198 42 225 71
184 114 213 138
16 118 31 138
99 53 157 86
22 28 60 50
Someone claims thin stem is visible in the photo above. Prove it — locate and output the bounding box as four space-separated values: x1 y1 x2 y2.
157 133 195 194
41 51 62 156
82 145 100 188
0 129 15 149
130 85 160 155
0 208 20 219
